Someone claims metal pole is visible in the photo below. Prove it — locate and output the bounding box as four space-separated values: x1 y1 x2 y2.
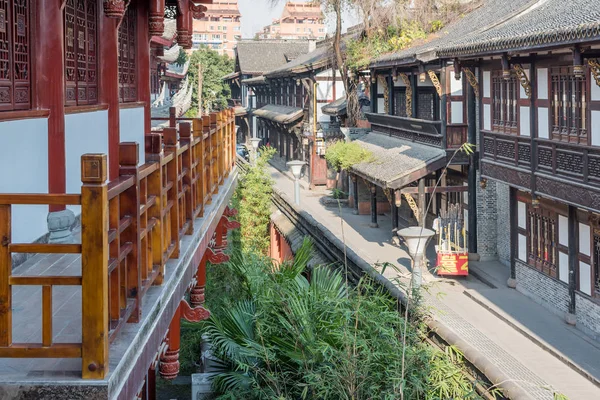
412 254 422 290
294 178 300 206
370 185 378 228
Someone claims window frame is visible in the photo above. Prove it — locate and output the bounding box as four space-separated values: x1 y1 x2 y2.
490 70 518 135
118 4 137 103
0 0 32 112
549 65 588 145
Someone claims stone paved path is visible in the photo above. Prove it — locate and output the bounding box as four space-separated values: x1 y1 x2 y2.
268 161 600 400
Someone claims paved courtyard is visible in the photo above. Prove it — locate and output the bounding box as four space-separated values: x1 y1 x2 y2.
269 160 600 400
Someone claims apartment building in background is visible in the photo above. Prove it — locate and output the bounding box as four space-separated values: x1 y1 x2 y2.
193 0 242 57
258 1 326 40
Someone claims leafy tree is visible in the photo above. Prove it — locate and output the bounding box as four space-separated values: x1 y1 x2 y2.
175 47 188 67
186 46 234 116
234 147 277 255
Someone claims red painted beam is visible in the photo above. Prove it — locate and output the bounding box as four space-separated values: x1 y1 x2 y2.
36 0 66 211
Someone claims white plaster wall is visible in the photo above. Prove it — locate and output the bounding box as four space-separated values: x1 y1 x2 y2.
580 261 592 296
65 110 109 216
519 67 530 99
559 252 569 284
451 101 463 124
316 81 333 102
537 68 548 100
483 71 491 98
0 118 49 243
377 98 385 114
579 222 591 256
120 107 146 163
518 233 527 262
592 72 600 101
483 104 491 130
450 75 463 96
559 214 568 246
393 78 406 87
417 77 433 88
592 111 600 146
334 81 345 100
377 78 386 93
538 107 549 139
518 201 526 229
520 106 530 136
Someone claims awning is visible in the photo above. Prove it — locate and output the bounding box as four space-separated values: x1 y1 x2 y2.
234 106 248 116
351 131 446 189
253 105 303 125
322 97 347 117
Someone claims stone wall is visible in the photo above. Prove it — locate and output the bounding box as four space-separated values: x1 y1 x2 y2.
515 260 570 317
476 171 498 260
576 293 600 338
496 182 511 266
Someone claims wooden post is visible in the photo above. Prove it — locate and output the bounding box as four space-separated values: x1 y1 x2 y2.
119 143 142 323
190 254 207 308
169 107 176 127
203 117 213 204
197 63 204 116
145 134 165 285
418 178 426 227
81 154 109 379
467 71 478 253
508 187 517 287
179 123 194 234
193 118 205 217
159 305 181 380
163 128 181 258
369 185 378 228
440 66 448 150
392 189 399 232
0 204 11 347
137 1 151 134
352 175 359 215
568 205 577 319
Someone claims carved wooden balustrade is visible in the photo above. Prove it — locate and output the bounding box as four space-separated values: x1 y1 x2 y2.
0 109 236 380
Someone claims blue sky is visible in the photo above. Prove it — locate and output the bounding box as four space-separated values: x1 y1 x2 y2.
238 0 359 39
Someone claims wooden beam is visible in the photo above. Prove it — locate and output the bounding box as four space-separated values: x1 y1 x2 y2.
0 343 81 358
400 186 468 194
0 205 11 347
0 194 81 206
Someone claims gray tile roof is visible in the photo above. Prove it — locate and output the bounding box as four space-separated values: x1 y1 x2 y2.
235 40 311 75
266 44 332 78
438 0 600 57
253 105 304 124
372 0 535 68
351 132 446 189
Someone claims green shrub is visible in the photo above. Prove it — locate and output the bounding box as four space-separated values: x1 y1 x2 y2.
325 141 373 172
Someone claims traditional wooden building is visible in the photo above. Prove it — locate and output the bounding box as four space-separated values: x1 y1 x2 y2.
0 1 239 398
223 39 311 143
435 0 600 335
243 39 346 187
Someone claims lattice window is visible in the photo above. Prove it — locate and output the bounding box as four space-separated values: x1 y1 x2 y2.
527 205 558 279
491 71 517 134
550 66 587 144
0 0 30 111
118 5 137 103
64 0 98 106
393 89 406 117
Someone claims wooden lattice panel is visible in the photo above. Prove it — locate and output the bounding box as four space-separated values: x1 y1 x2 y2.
118 4 137 102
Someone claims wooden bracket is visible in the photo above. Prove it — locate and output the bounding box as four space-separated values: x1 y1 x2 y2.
463 68 479 98
206 247 230 264
377 76 389 113
428 71 442 97
399 73 412 117
513 64 532 99
180 299 210 322
588 59 600 87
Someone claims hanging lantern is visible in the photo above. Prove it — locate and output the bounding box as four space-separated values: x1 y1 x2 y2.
149 0 166 37
454 58 462 80
103 0 126 18
501 54 511 80
418 64 426 83
573 46 584 79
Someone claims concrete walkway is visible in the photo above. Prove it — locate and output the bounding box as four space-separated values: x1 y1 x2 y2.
268 163 600 400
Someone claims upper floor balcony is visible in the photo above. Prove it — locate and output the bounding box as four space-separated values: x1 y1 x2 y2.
0 110 237 397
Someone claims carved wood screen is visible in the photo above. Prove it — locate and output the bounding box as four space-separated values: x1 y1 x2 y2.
0 0 30 111
550 66 587 144
527 204 558 279
64 0 98 106
594 229 600 297
118 4 137 103
491 71 518 134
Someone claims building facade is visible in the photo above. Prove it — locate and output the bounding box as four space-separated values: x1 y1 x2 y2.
192 0 241 58
0 1 238 398
369 0 600 337
258 1 326 41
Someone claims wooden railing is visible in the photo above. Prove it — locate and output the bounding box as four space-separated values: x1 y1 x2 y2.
0 109 236 379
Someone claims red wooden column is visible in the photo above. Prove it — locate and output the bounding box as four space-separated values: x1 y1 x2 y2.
99 13 120 180
137 0 152 134
190 254 207 308
159 305 181 380
36 0 66 208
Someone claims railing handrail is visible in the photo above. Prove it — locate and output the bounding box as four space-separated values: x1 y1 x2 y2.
0 108 237 380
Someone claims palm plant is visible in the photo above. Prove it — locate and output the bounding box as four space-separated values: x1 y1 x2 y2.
204 238 486 399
